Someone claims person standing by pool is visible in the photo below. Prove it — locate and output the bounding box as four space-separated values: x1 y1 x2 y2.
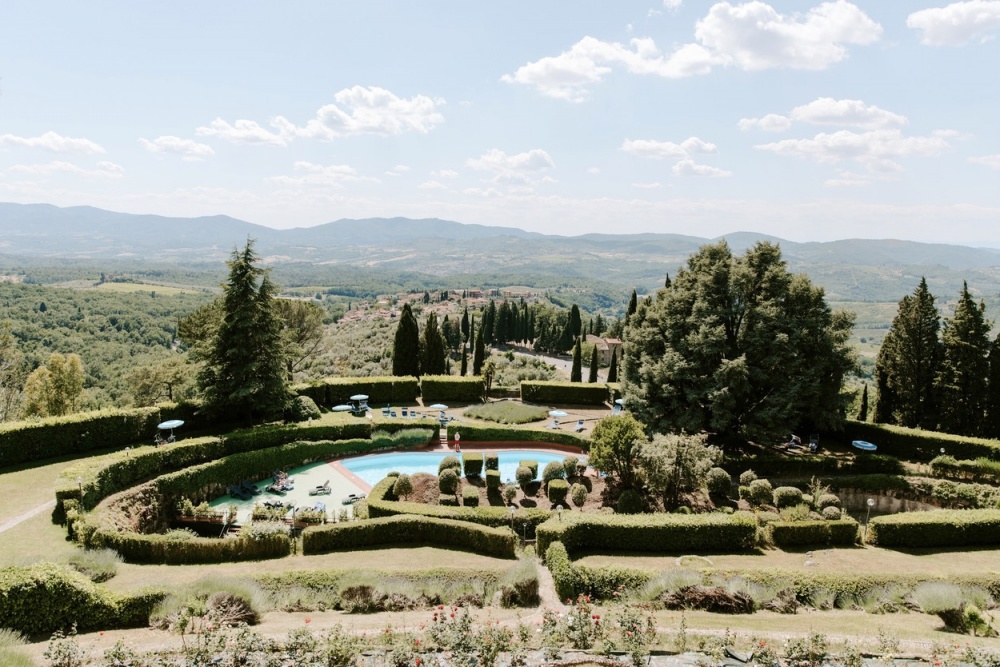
455 432 461 452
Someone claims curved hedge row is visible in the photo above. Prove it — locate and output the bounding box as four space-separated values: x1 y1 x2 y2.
366 477 552 537
844 420 1000 462
536 512 757 557
420 375 485 403
0 407 162 468
293 376 419 406
544 541 576 600
722 453 904 479
0 562 164 635
445 423 590 451
302 514 517 559
868 509 1000 548
520 381 612 406
930 455 1000 484
768 520 858 547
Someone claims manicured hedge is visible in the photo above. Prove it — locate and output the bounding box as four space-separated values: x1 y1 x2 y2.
930 455 1000 484
722 453 904 479
463 452 484 477
302 514 516 558
536 512 757 557
0 407 162 467
367 477 551 537
825 474 1000 510
420 375 485 403
545 541 576 600
293 376 420 406
844 420 1000 462
768 520 858 547
486 469 501 489
446 422 589 451
868 509 1000 548
520 381 611 406
0 562 164 635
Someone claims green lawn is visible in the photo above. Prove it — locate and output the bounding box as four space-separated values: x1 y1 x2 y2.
0 512 78 567
0 457 78 526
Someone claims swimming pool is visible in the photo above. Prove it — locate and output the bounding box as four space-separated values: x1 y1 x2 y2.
341 449 586 487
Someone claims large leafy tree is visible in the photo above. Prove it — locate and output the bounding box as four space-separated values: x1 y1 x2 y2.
23 352 85 417
0 324 26 421
622 241 855 443
588 413 647 490
935 282 991 436
198 239 290 424
873 277 941 428
636 432 721 510
392 303 421 377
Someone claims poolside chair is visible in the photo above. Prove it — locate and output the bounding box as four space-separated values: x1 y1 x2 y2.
547 419 560 429
382 406 390 417
574 420 585 433
611 404 622 416
401 407 408 417
391 410 397 417
313 501 326 513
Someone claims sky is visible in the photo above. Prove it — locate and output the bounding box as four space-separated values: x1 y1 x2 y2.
1 1 1000 244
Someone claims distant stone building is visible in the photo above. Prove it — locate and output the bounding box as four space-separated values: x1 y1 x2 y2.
586 335 622 366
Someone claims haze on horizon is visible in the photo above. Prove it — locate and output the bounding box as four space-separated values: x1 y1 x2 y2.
1 2 998 245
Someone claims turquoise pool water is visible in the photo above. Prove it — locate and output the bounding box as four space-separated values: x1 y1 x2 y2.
341 449 586 487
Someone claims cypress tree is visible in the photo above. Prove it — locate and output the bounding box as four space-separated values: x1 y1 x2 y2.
460 344 468 376
607 348 618 383
392 303 421 377
473 324 486 375
665 272 671 288
421 312 447 376
936 281 991 436
570 304 582 339
461 307 470 343
484 300 497 344
588 344 599 383
626 290 638 322
571 338 583 382
558 317 574 352
987 333 1000 437
857 384 869 422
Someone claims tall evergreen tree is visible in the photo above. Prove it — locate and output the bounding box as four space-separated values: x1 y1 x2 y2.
198 239 290 424
421 312 447 376
473 324 486 375
857 384 868 422
873 278 942 428
936 282 991 436
607 348 618 383
392 303 421 377
665 272 671 288
594 313 604 337
483 300 497 344
571 338 583 382
588 344 599 383
570 304 582 339
987 333 1000 437
626 290 638 322
461 307 470 343
460 344 468 376
558 317 574 352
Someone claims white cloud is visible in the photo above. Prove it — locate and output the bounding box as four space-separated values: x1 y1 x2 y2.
907 1 1000 46
632 182 663 189
466 149 555 187
502 1 880 100
0 131 105 154
267 161 378 188
296 86 445 139
384 164 411 177
621 137 718 159
5 160 123 178
462 187 504 198
139 136 214 160
418 180 448 190
664 0 683 8
432 169 460 179
739 114 792 132
672 159 732 177
970 154 1000 169
196 118 290 146
756 128 952 178
789 98 908 128
587 167 600 174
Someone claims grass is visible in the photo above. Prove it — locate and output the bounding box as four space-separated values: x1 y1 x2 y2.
0 456 87 526
462 402 549 425
0 512 78 567
95 282 198 296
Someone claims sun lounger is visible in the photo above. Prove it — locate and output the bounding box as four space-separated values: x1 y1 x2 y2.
611 404 622 416
308 480 332 496
547 419 560 429
574 420 585 432
313 501 326 513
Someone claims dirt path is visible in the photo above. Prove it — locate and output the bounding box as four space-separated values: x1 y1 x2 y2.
534 555 567 609
0 499 55 534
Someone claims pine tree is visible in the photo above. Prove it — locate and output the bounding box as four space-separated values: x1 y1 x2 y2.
473 324 486 375
857 384 869 422
588 344 599 383
198 239 290 424
571 338 583 382
987 333 1000 437
936 281 991 436
392 303 421 377
607 348 618 383
873 277 942 428
421 312 447 376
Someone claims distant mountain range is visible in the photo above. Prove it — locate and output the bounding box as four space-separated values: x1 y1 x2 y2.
3 202 1000 303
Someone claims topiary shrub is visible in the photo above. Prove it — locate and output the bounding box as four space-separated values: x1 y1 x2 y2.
547 479 569 505
616 489 643 514
773 486 804 509
462 486 480 507
392 474 414 501
503 483 518 504
542 461 565 483
485 469 501 490
739 469 757 486
706 467 732 496
562 456 579 479
571 483 587 507
741 478 773 506
286 395 322 422
462 453 483 478
439 494 459 507
519 460 538 479
485 453 499 471
438 456 461 475
515 465 533 490
822 506 842 520
817 493 842 510
439 469 459 495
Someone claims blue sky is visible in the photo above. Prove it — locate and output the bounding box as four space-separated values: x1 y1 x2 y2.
2 1 999 244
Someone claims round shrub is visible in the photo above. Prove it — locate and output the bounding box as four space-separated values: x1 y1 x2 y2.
742 479 773 506
570 483 587 507
562 456 579 479
515 465 533 490
674 506 692 514
547 479 569 505
503 483 518 504
462 486 480 507
706 467 732 496
616 489 643 514
438 456 461 475
287 395 321 422
739 469 758 486
392 474 413 500
756 511 782 525
519 460 539 478
801 493 814 507
542 461 565 483
822 506 842 520
439 469 459 495
817 493 842 510
773 486 804 509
